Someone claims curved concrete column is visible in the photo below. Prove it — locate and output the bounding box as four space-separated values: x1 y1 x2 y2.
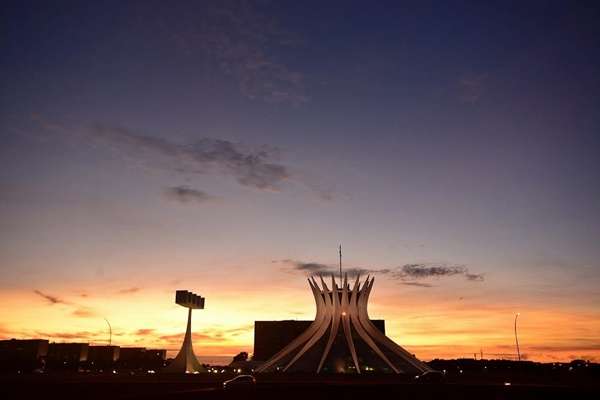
257 274 433 375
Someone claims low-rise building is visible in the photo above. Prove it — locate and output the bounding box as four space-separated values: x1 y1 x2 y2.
88 345 120 369
0 339 49 372
119 347 166 370
47 342 89 370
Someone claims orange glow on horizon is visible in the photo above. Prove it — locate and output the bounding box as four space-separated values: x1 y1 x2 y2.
1 273 599 364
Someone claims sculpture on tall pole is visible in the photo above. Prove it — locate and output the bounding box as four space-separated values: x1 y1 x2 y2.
256 273 435 375
163 290 206 373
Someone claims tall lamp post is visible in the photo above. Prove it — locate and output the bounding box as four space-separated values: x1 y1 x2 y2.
514 313 521 361
103 318 112 346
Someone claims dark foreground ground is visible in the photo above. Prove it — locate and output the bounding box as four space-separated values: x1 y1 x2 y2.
2 373 599 400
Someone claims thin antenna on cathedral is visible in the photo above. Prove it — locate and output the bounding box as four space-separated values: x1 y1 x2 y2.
339 244 342 285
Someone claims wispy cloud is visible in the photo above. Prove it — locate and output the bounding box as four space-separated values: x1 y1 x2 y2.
71 308 97 318
33 290 68 305
159 332 226 343
116 287 141 295
163 1 308 105
134 329 155 336
34 118 333 200
34 290 101 318
400 281 434 288
92 125 290 192
458 73 487 103
466 273 485 282
157 324 252 345
34 330 102 340
164 185 219 204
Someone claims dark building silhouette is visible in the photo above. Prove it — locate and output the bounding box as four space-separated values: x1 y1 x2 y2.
119 347 166 370
0 339 48 372
1 339 168 372
88 345 120 369
47 343 88 370
253 320 385 362
144 349 167 369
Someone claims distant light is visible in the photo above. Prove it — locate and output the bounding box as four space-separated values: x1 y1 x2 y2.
147 370 155 374
342 312 347 316
112 370 117 374
504 382 511 386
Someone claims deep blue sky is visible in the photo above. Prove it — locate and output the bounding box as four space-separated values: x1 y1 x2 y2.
1 1 599 361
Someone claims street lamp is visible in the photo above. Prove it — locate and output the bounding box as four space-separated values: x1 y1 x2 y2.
104 317 112 346
514 313 521 361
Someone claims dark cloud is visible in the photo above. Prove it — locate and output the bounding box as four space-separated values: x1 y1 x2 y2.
281 260 388 278
400 281 434 288
285 260 330 274
92 125 290 191
164 186 218 204
33 290 67 305
465 273 485 281
281 260 484 285
117 287 141 294
394 264 485 283
396 264 467 279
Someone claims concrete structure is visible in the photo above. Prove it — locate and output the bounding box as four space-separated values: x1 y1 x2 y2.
254 320 386 361
256 274 434 375
163 290 206 373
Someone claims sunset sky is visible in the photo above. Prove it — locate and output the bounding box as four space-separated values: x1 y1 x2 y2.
1 1 600 363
